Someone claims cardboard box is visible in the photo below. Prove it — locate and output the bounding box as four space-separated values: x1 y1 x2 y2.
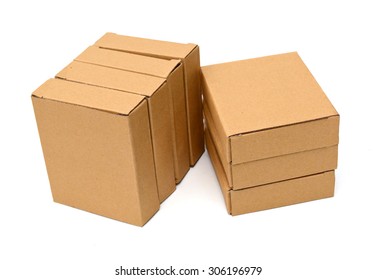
56 61 176 202
32 79 159 226
95 33 204 165
201 52 339 215
75 46 190 183
206 131 335 215
204 103 338 188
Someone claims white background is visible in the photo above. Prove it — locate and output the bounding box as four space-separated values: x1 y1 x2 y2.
1 0 376 279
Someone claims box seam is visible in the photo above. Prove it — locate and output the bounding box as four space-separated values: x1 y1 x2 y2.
31 94 142 116
56 75 167 99
231 144 339 167
232 170 334 192
229 115 339 138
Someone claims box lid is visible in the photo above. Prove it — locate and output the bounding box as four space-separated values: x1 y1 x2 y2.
56 61 166 97
202 52 338 136
32 78 144 115
76 46 181 78
202 52 339 164
95 32 197 59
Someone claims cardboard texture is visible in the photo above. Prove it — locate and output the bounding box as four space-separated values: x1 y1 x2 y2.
205 131 335 215
32 79 159 226
202 52 339 215
56 61 176 202
204 103 338 188
95 33 204 165
75 46 190 182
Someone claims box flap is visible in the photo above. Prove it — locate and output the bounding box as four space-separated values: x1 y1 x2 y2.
201 52 339 137
32 78 144 115
56 61 166 97
95 32 196 59
76 46 181 78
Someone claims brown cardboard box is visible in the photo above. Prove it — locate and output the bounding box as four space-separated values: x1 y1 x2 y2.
75 46 190 183
201 52 339 215
56 61 175 202
32 78 159 226
204 102 338 188
95 33 204 166
206 131 335 215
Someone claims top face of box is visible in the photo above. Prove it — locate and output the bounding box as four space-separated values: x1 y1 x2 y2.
95 33 197 59
56 61 166 97
201 52 338 137
32 78 144 115
76 46 181 79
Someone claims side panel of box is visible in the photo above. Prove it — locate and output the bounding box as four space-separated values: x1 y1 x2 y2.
32 97 144 225
230 171 335 216
202 81 231 164
185 46 205 165
203 103 232 183
232 145 338 189
129 101 160 225
231 116 340 164
148 84 176 202
205 131 232 214
169 65 190 183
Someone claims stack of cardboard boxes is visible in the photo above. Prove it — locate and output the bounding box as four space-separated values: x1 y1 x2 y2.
202 52 339 215
33 33 340 225
32 33 203 226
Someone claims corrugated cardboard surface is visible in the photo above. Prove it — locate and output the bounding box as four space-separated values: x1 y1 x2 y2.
56 61 176 202
232 145 337 189
203 103 230 177
57 61 165 97
75 46 190 183
231 116 339 164
168 65 190 181
148 84 176 201
205 102 338 189
76 46 181 78
202 52 338 136
33 78 144 115
32 79 159 226
95 32 196 59
231 171 335 216
205 130 335 216
205 130 232 211
128 101 161 224
184 46 204 165
202 52 339 164
95 33 204 166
